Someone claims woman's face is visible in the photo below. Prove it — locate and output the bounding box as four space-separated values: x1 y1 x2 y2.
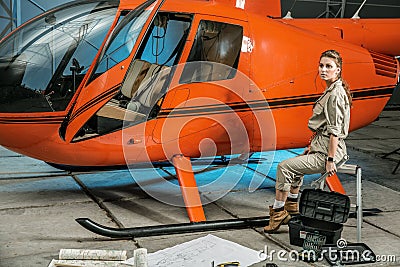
319 56 341 84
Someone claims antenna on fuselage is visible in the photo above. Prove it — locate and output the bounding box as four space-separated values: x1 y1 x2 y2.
283 11 293 19
352 0 367 19
283 0 296 19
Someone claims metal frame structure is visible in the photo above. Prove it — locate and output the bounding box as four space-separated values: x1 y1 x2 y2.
285 0 400 19
0 0 13 38
338 164 363 242
318 0 347 18
311 156 363 242
0 0 46 39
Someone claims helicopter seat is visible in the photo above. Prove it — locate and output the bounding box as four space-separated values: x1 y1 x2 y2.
120 59 152 99
99 59 157 122
126 63 171 114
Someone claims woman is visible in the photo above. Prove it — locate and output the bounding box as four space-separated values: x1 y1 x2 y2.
264 49 352 233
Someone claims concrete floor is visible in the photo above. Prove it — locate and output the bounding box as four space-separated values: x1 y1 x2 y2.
1 110 400 267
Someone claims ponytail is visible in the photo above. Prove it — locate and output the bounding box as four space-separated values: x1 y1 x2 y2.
341 79 352 107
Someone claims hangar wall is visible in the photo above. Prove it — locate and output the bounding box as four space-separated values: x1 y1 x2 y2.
281 0 400 18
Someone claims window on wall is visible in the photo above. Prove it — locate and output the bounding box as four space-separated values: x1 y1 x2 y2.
180 20 243 84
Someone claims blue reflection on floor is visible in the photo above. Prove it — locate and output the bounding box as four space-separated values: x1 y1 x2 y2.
1 148 323 194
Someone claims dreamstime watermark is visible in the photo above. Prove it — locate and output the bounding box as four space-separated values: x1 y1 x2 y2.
258 238 397 263
122 61 277 207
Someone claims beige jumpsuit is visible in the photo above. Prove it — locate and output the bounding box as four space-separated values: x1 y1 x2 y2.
276 79 351 191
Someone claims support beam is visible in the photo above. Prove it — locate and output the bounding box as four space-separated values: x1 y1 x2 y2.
319 0 347 18
14 0 20 29
0 0 11 16
172 154 206 223
0 21 11 38
27 0 45 12
0 0 12 38
9 0 45 31
341 0 346 18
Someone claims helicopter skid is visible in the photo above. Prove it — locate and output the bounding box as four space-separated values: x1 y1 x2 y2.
76 216 271 239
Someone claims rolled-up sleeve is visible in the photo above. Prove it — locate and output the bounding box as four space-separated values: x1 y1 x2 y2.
324 94 344 136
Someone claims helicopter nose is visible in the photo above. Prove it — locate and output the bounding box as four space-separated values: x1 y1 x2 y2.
0 55 72 113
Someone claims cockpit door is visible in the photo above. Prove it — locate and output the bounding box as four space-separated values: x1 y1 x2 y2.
63 0 165 142
151 14 252 149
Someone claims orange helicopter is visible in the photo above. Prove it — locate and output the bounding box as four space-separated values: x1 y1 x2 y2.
0 0 399 237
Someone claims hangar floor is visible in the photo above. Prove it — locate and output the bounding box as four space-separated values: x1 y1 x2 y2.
1 110 399 267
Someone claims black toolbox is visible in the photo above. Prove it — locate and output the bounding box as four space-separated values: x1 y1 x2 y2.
288 189 350 247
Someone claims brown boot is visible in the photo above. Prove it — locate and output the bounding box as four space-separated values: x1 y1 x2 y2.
284 198 300 216
264 206 291 233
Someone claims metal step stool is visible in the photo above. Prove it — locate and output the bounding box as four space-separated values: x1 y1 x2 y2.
311 156 363 242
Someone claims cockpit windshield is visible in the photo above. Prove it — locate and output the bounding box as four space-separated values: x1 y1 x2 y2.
0 1 119 113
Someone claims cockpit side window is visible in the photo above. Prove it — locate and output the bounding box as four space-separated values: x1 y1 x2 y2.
117 12 192 114
88 1 157 82
180 20 243 84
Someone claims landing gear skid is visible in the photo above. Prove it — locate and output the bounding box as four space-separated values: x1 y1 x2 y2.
75 153 383 239
76 154 271 239
76 216 270 239
76 208 383 239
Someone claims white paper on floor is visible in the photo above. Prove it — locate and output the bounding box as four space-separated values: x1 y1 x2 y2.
124 234 262 267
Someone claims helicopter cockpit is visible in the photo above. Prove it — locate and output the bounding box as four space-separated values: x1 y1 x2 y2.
72 7 244 142
0 0 244 143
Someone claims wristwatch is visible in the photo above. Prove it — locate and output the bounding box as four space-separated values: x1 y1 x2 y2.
326 156 334 162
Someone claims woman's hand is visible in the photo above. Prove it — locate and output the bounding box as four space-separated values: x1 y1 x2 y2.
326 161 337 176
